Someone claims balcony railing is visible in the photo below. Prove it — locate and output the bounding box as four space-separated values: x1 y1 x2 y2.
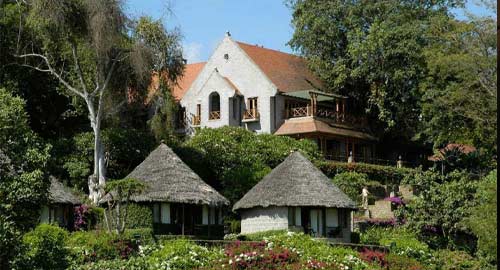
243 109 259 121
209 111 221 120
192 115 201 126
284 106 367 126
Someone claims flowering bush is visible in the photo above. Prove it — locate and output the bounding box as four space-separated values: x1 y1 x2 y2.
359 248 387 268
147 239 223 269
384 196 405 206
220 240 299 269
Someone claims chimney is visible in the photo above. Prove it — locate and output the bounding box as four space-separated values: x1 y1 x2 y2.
225 31 231 37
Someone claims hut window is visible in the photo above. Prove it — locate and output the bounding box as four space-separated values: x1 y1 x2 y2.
210 207 216 225
153 204 160 223
288 207 296 226
161 203 171 224
202 205 209 225
40 206 50 223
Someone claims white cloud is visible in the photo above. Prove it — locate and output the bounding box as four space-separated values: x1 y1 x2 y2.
183 42 203 63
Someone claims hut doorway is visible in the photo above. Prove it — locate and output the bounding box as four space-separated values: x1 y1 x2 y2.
300 207 325 237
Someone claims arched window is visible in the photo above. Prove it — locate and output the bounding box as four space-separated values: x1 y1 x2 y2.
209 92 220 120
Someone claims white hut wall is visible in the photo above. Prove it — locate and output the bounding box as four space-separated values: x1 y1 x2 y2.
240 206 288 234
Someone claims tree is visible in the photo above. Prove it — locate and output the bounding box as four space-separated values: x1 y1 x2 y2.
287 0 463 137
417 5 497 154
102 178 145 235
465 170 497 264
14 1 184 203
400 169 478 249
0 88 51 269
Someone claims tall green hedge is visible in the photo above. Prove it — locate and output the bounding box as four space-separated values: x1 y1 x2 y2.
318 161 415 185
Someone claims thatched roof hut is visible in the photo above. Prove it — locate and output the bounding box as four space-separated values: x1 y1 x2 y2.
48 176 82 205
124 143 229 207
233 151 356 211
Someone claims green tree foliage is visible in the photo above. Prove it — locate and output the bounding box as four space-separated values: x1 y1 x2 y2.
13 224 70 270
0 88 51 268
182 126 321 204
148 80 180 145
49 128 155 191
400 169 477 249
418 10 497 154
332 172 382 205
102 178 146 234
287 0 463 136
465 170 497 264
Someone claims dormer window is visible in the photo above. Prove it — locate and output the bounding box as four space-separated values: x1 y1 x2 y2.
209 92 221 120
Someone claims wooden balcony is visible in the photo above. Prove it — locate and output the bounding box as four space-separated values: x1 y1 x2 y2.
192 115 201 126
284 106 367 127
243 109 259 122
209 111 220 120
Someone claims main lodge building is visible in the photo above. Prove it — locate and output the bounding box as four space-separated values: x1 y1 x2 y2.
150 32 378 163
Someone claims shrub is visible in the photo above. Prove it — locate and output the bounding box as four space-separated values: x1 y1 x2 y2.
464 169 497 264
242 230 288 241
123 228 154 245
360 227 432 263
67 230 120 264
217 240 300 270
147 239 223 269
74 204 103 231
331 172 384 204
320 161 415 185
123 203 153 229
433 249 485 270
359 248 388 268
70 257 148 270
19 224 69 270
385 254 424 270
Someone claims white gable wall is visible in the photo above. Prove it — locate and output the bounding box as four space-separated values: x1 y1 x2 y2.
181 36 278 134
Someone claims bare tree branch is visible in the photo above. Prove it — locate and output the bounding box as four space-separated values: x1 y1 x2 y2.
15 53 85 98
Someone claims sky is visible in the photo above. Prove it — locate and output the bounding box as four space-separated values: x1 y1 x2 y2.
126 0 495 64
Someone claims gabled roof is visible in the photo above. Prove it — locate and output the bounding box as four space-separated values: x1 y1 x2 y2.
124 143 229 206
236 41 324 93
233 151 357 211
49 176 82 205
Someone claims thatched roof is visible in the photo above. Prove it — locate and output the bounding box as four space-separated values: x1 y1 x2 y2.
233 151 357 211
123 143 229 206
49 176 82 205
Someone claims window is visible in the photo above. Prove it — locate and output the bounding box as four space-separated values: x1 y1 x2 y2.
209 92 221 120
288 207 296 226
244 97 259 120
153 203 171 224
193 104 201 125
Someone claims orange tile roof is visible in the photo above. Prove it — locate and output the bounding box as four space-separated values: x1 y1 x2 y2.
147 62 206 102
236 41 324 93
428 143 477 161
274 117 377 141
